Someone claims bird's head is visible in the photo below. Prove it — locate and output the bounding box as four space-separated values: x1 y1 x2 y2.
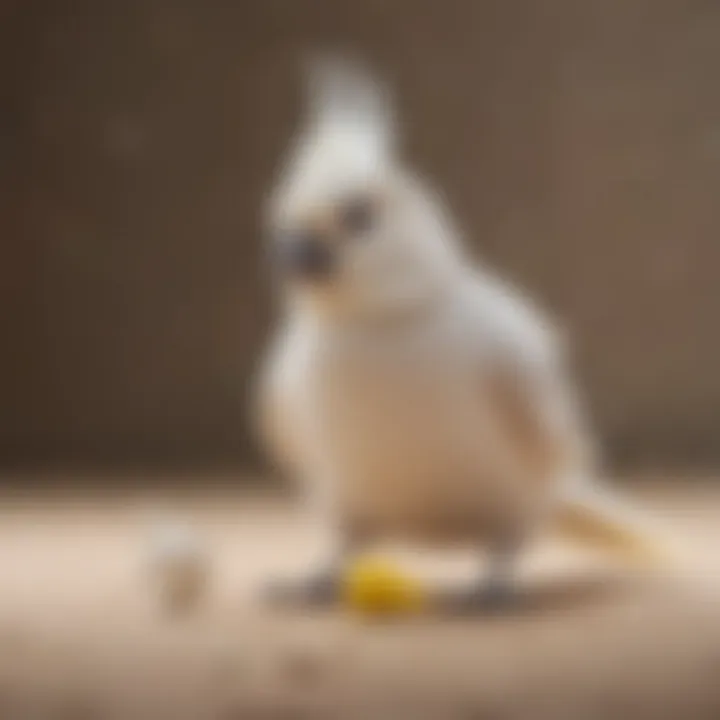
265 56 465 321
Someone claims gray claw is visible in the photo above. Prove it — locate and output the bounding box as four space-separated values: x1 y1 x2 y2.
440 581 517 616
262 572 340 608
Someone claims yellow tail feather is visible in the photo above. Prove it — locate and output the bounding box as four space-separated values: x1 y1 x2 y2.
553 490 679 570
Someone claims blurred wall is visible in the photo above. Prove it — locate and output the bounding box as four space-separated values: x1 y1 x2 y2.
1 0 719 469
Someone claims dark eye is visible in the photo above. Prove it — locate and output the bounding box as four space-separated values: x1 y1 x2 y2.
339 196 375 237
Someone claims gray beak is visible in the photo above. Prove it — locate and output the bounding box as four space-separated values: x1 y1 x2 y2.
274 235 335 281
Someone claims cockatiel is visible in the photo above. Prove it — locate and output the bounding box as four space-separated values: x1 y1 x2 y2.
255 57 672 610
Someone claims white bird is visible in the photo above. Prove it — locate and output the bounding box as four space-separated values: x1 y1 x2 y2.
254 55 673 610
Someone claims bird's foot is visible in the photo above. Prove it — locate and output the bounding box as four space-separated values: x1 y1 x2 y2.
438 580 517 616
262 570 340 609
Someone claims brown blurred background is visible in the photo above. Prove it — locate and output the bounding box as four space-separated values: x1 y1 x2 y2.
1 0 719 473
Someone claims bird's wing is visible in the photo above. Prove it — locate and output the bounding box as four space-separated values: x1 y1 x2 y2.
468 277 595 486
254 325 310 482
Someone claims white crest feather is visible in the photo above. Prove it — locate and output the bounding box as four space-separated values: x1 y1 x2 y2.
271 55 397 218
302 53 395 157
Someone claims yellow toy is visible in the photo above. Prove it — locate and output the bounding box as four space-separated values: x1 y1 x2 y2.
341 556 426 617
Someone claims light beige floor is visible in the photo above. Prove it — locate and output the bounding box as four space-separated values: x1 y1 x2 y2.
0 481 719 719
